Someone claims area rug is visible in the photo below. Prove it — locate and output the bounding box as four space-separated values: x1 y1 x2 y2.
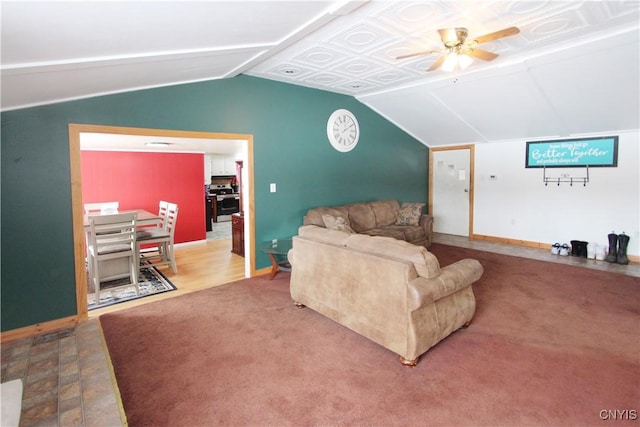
99 245 639 426
88 265 176 310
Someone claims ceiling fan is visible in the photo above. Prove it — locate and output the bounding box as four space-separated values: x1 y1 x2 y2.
397 26 520 72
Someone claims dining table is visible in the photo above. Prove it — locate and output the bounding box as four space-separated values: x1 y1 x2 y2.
84 209 162 281
83 209 161 230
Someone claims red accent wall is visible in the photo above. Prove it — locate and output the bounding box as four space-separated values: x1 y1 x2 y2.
81 151 205 244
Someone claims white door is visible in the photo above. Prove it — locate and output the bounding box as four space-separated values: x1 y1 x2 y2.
431 148 471 236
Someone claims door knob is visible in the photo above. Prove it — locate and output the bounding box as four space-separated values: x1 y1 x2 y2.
464 188 469 193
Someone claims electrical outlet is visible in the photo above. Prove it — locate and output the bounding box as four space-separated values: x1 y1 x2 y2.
270 183 276 192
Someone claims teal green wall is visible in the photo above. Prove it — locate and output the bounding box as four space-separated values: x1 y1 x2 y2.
1 75 428 332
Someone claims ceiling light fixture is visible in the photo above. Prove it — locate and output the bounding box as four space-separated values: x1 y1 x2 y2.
145 141 171 147
440 48 473 72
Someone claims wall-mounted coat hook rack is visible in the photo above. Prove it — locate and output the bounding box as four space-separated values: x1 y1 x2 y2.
543 165 589 187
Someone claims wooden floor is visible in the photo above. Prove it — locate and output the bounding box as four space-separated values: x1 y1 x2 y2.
89 238 246 318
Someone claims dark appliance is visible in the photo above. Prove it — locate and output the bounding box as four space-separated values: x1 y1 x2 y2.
209 186 240 219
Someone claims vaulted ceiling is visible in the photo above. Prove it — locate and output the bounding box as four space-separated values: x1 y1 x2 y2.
2 1 639 148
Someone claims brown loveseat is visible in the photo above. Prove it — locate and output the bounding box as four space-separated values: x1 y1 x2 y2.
303 199 433 248
288 225 483 366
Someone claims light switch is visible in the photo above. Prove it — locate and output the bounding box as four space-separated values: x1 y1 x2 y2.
270 183 276 192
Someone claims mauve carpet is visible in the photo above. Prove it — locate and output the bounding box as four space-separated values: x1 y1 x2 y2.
100 244 639 426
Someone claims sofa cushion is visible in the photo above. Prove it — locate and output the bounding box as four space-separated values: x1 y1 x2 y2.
347 203 377 233
322 214 355 233
345 234 440 279
298 225 350 246
304 207 350 228
361 227 406 241
400 225 425 242
396 203 425 226
369 200 400 227
364 225 425 243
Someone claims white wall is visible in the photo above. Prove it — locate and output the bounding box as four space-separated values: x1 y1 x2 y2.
473 131 639 257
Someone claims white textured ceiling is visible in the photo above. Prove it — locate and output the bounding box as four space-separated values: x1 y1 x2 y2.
2 1 639 149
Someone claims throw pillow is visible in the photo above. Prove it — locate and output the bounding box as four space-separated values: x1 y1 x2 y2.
322 214 355 233
396 203 424 226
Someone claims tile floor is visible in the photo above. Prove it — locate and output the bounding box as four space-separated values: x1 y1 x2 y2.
1 320 123 427
432 234 640 277
2 234 638 427
206 219 231 241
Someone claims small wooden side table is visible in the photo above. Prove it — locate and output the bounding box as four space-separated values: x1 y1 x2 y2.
231 213 244 257
260 239 292 280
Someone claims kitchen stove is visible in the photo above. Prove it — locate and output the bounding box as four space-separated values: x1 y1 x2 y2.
210 187 237 199
209 185 236 197
208 186 240 218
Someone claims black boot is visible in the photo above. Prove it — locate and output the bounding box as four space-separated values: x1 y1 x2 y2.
570 240 588 257
570 240 580 256
578 241 588 258
606 232 618 263
617 233 630 265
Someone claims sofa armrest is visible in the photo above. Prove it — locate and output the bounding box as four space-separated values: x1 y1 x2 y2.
406 259 483 309
419 214 434 248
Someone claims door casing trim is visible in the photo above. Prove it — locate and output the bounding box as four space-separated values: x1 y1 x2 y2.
68 123 255 322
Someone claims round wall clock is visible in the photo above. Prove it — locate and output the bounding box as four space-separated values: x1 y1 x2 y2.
327 109 360 152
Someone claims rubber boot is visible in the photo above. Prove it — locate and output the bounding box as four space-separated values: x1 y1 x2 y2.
606 232 618 263
578 241 588 258
570 240 580 257
617 233 630 265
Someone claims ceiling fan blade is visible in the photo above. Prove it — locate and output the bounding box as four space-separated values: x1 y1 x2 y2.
467 48 499 61
396 49 441 60
472 26 520 45
427 54 447 72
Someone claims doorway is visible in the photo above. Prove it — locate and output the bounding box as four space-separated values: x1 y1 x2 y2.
429 145 475 237
68 124 255 320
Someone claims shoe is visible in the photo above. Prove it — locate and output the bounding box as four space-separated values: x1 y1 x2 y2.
559 243 570 256
587 242 597 259
617 232 630 265
551 243 561 255
570 240 588 258
606 232 618 263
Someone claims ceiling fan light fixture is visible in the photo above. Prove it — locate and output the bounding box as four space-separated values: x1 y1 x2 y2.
458 53 473 69
441 51 473 72
441 52 458 72
145 141 172 147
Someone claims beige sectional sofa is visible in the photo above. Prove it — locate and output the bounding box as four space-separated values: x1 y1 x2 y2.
303 199 433 248
288 225 484 366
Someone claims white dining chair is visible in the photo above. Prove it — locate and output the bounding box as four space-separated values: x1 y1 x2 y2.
136 202 179 273
158 200 169 223
84 201 119 215
86 212 138 304
136 200 169 233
